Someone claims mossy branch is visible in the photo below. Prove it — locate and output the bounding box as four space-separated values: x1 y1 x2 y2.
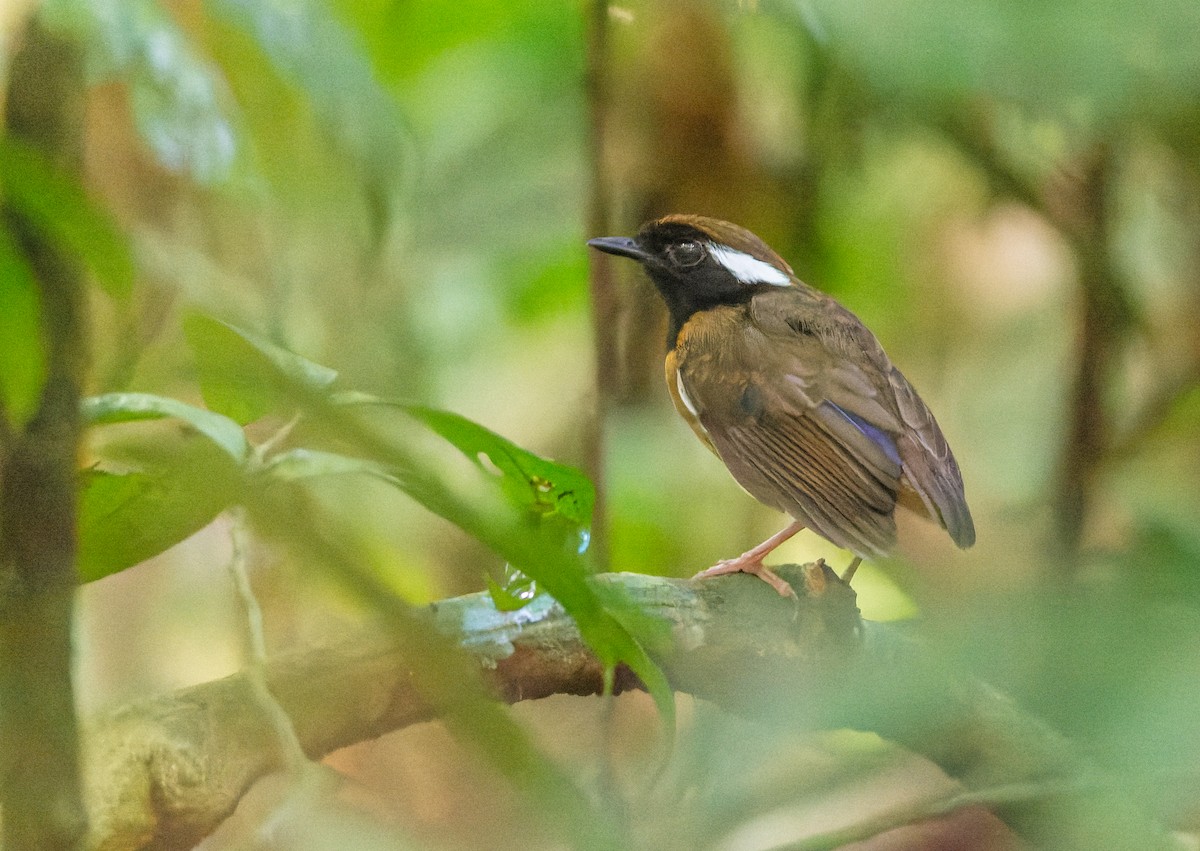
81 565 1172 850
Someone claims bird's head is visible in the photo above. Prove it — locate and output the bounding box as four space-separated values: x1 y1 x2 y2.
588 215 795 340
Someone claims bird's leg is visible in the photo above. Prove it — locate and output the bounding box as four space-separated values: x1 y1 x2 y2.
693 520 805 597
840 556 863 584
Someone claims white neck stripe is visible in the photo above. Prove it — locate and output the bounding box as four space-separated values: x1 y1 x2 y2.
676 370 700 418
708 244 792 287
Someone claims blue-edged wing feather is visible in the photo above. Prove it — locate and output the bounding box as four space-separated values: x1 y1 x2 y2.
674 288 974 555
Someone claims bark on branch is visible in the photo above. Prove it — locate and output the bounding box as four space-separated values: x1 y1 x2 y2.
83 565 1170 851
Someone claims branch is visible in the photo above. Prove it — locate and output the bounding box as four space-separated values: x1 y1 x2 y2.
82 566 1171 851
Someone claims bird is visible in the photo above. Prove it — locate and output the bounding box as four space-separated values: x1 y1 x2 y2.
588 215 975 596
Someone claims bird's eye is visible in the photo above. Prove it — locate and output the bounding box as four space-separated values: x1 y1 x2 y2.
667 240 705 267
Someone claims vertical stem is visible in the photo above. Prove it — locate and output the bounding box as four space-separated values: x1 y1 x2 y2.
0 17 88 850
583 0 616 570
1053 145 1122 577
228 510 309 772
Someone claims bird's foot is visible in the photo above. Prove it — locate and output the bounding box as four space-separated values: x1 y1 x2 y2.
693 556 796 598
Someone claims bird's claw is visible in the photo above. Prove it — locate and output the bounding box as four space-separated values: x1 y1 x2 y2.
693 559 796 598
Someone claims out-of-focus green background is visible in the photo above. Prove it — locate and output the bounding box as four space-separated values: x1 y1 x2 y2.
9 0 1200 847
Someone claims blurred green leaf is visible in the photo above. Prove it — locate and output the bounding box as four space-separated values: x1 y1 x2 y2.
183 313 337 425
83 391 249 463
42 0 238 184
205 0 410 199
1126 521 1200 603
0 225 45 427
338 0 513 82
263 447 396 484
0 136 134 300
247 480 623 851
503 245 589 324
807 0 1200 120
321 395 675 728
396 401 594 532
78 437 242 581
1158 383 1200 436
334 392 594 609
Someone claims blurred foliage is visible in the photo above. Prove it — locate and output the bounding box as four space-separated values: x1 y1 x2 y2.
79 313 669 846
1 0 1199 847
0 222 44 424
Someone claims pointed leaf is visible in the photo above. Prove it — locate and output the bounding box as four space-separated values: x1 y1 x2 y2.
78 439 242 581
83 392 249 463
263 447 397 484
334 393 593 532
183 313 337 425
78 471 223 581
324 395 676 728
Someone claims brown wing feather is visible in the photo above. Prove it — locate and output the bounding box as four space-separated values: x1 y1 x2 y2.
713 412 899 557
750 288 975 548
668 289 973 556
889 366 976 547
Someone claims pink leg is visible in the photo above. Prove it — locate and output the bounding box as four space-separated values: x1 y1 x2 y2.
692 520 805 597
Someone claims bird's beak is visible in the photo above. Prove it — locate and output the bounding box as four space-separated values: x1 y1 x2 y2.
587 236 649 262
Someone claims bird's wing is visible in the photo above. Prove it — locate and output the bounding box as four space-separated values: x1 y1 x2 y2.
888 365 976 547
751 288 975 549
672 302 902 556
715 409 900 556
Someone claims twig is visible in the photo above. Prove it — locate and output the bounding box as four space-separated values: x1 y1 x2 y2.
1051 145 1129 570
227 509 309 772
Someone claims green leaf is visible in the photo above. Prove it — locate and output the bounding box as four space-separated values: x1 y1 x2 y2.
262 447 397 484
0 137 134 300
78 438 242 581
0 225 45 427
83 392 249 463
808 0 1200 121
325 395 675 729
398 402 593 531
245 480 623 850
41 0 239 184
336 392 594 566
183 313 338 425
503 245 589 325
78 470 224 581
206 0 410 196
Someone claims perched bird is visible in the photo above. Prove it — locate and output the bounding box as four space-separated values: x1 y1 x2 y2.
588 215 974 596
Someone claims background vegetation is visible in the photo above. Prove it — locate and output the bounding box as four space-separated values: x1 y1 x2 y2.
1 0 1199 848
